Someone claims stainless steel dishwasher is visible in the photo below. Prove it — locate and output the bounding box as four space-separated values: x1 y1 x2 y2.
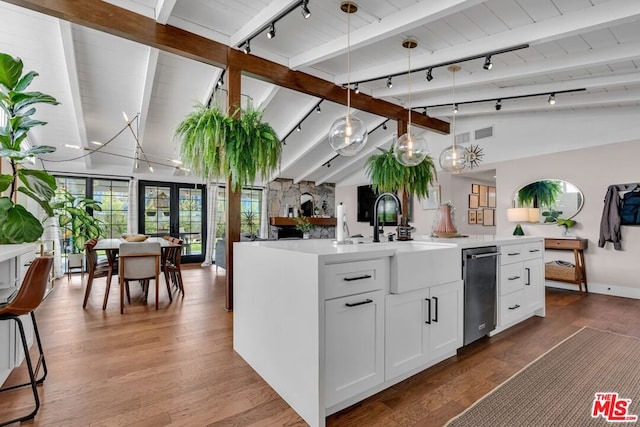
462 246 499 346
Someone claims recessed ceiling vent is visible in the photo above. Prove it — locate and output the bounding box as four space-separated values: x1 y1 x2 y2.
475 126 494 140
455 132 470 145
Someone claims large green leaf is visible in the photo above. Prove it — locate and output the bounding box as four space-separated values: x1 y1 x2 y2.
17 187 54 217
0 53 23 90
0 204 43 243
12 91 59 112
0 174 12 192
23 145 56 156
18 168 57 201
14 71 37 91
0 197 12 224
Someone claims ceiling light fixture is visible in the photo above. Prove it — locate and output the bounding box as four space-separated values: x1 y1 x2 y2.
439 65 466 174
64 144 80 149
296 124 302 132
354 82 359 94
242 40 251 54
216 76 223 88
423 107 428 115
316 104 321 113
393 38 428 167
495 99 502 111
266 23 276 39
426 68 433 82
453 103 459 114
300 0 311 19
89 140 103 146
483 55 493 70
386 76 393 88
328 1 367 157
382 123 387 130
548 93 556 105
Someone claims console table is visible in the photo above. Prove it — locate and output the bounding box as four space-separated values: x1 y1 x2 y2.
544 238 588 292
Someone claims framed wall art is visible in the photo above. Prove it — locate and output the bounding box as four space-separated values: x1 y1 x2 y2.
471 184 480 194
483 209 495 226
476 209 483 224
468 210 477 224
479 185 488 207
488 186 496 208
469 193 479 209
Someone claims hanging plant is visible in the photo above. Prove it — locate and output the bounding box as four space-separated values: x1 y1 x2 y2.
365 147 437 199
0 52 59 243
517 180 562 208
175 103 281 191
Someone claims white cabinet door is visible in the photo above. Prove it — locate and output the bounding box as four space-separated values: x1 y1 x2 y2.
428 280 463 361
385 288 430 380
325 289 385 408
524 259 544 313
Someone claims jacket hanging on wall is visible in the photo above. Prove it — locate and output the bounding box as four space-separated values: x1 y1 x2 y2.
598 183 639 250
621 191 640 225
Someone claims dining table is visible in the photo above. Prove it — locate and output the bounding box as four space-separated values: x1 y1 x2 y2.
94 237 180 270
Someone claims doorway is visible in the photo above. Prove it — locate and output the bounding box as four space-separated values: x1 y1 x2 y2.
138 181 206 263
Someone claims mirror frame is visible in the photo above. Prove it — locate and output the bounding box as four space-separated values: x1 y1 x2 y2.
300 193 314 217
513 179 584 224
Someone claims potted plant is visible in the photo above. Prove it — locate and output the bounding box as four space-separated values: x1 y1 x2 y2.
556 217 577 237
517 180 562 209
0 52 59 243
365 147 437 222
52 190 105 266
294 216 312 239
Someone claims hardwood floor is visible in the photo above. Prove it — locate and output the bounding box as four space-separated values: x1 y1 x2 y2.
1 266 639 426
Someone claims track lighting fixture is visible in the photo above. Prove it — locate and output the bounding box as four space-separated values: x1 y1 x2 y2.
296 124 302 132
216 76 223 88
242 40 251 54
316 104 321 113
495 99 502 111
426 68 433 82
453 103 458 114
548 93 556 105
354 83 359 94
382 123 387 130
386 76 393 88
300 0 311 19
483 55 493 70
266 23 276 39
423 107 428 115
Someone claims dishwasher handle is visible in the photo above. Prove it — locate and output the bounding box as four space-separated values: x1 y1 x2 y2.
468 252 500 260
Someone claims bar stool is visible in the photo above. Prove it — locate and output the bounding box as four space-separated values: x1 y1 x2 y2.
0 256 54 427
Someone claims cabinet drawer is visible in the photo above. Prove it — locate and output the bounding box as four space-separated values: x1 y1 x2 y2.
500 263 524 295
324 258 389 300
500 244 523 265
522 241 543 260
500 290 525 326
18 252 36 284
545 238 585 250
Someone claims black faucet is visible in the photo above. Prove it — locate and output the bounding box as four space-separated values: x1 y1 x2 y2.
372 192 402 242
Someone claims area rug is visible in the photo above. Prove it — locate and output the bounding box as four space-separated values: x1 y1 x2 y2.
446 328 640 426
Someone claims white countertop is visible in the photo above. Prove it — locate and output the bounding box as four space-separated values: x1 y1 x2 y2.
236 234 542 258
0 243 37 263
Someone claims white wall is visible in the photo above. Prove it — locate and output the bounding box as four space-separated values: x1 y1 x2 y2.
450 175 496 236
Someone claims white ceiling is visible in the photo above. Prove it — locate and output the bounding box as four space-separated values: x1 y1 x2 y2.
1 0 639 184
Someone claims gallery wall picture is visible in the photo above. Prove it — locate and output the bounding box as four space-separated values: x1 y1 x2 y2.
468 210 477 224
479 185 488 207
488 186 496 208
469 194 479 209
472 184 480 194
476 210 484 224
483 208 495 226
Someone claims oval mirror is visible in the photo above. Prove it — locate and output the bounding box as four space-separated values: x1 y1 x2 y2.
300 193 314 217
513 179 584 223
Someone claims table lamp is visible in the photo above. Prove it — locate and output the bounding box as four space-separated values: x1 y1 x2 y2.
528 208 540 223
506 207 530 235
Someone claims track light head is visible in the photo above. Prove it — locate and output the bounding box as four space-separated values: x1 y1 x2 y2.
495 99 502 111
453 103 458 114
548 93 556 105
423 107 428 115
316 104 321 113
216 77 223 88
242 40 251 54
266 23 276 39
382 123 388 130
296 124 302 132
327 162 331 168
426 68 433 82
354 83 359 94
300 0 311 19
483 55 493 70
386 76 393 88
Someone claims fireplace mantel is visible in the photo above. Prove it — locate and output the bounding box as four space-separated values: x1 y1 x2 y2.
269 217 337 227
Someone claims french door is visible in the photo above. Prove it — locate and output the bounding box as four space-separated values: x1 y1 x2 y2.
138 181 206 264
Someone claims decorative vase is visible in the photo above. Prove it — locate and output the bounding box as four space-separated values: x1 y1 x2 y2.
303 233 310 240
433 204 457 238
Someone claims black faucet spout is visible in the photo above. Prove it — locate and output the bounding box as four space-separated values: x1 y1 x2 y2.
372 192 402 242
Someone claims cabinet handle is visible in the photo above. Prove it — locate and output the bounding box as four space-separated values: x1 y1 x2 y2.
508 276 520 280
343 274 372 282
508 304 521 310
345 299 373 308
425 298 431 324
525 267 531 285
529 249 540 253
432 296 439 323
508 252 520 256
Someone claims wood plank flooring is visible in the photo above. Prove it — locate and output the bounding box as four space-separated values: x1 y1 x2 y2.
1 265 639 426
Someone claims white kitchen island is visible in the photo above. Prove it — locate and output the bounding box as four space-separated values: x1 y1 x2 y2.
233 235 544 427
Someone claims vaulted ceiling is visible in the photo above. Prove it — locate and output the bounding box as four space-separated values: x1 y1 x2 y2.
2 0 639 185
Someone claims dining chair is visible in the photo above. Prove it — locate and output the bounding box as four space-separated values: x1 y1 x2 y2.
83 238 119 309
118 242 165 314
163 239 185 297
0 256 53 427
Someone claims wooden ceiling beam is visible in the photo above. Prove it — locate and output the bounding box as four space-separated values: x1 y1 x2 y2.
3 0 449 134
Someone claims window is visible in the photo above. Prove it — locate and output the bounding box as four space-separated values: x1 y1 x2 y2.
92 179 129 238
215 186 263 239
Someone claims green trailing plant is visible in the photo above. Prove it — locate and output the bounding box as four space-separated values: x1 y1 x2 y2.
556 217 576 229
294 216 312 234
517 180 562 208
365 147 437 200
542 208 563 223
175 103 281 192
0 52 59 243
52 190 105 253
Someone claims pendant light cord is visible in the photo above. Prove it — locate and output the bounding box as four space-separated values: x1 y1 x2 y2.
407 46 412 133
346 10 351 117
452 68 456 149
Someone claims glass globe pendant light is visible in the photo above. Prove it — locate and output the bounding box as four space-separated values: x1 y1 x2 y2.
328 1 367 156
393 39 428 167
439 65 466 173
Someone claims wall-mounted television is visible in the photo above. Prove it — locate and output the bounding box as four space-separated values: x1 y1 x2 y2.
357 185 401 226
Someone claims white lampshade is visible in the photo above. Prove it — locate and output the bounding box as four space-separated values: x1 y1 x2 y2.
328 115 368 156
393 132 428 166
506 207 530 222
528 208 540 223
